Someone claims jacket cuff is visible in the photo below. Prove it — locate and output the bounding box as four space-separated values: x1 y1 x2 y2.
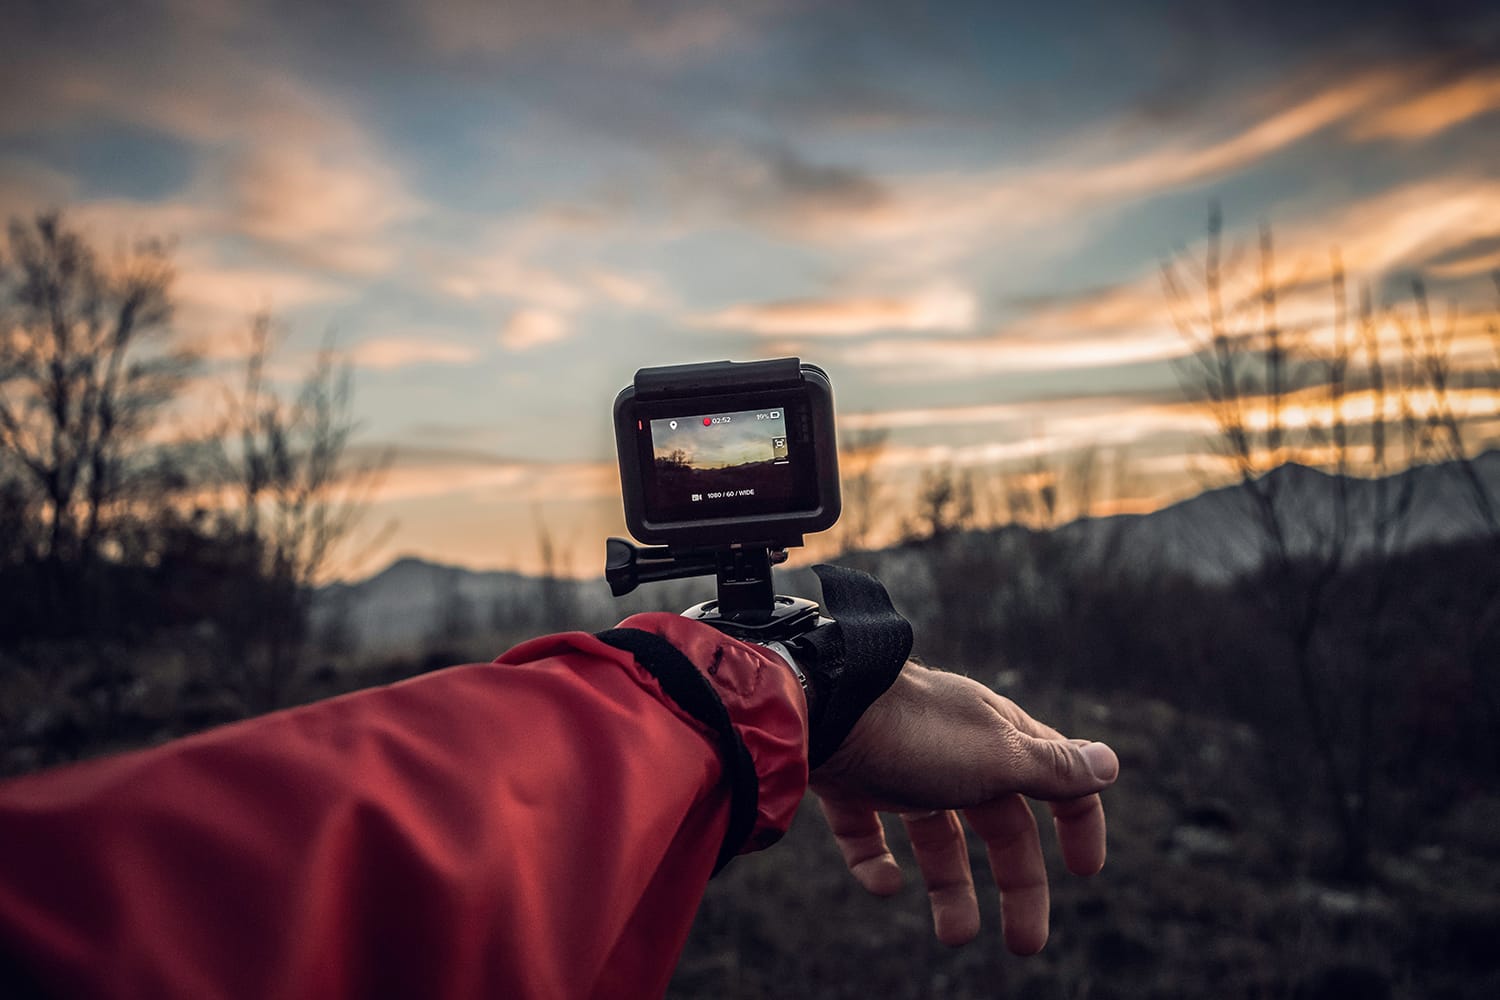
499 613 808 855
615 613 809 853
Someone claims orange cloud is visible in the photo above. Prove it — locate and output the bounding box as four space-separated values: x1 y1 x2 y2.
1130 70 1406 190
849 396 1202 452
733 60 1473 283
1281 175 1500 278
499 309 569 351
349 337 479 370
224 146 421 276
1 8 419 281
835 275 1186 376
175 264 346 318
589 269 668 309
840 331 1184 376
837 167 1499 384
699 285 976 336
367 452 618 504
1351 68 1500 141
1430 247 1500 280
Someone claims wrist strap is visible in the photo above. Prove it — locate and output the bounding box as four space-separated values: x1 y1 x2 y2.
791 564 913 769
594 628 758 876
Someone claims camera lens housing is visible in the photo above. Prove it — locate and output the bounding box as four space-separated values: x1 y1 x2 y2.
613 358 841 550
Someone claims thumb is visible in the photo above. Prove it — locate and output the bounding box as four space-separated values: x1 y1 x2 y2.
995 733 1119 801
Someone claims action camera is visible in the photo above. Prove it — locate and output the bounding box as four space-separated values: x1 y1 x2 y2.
613 358 841 550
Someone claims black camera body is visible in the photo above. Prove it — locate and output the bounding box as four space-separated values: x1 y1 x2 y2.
613 358 841 550
607 357 841 639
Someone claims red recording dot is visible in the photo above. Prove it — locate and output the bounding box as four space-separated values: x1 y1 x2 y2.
703 417 712 426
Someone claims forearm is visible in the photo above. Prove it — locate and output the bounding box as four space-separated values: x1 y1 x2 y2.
0 616 809 1000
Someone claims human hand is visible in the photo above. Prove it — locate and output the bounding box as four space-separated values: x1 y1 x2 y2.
809 662 1118 955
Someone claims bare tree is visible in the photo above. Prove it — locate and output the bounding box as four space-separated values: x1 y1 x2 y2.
837 426 888 553
1394 276 1500 758
1403 278 1500 533
534 509 578 631
907 463 975 541
209 314 387 712
1166 212 1378 879
1166 208 1500 879
0 213 193 630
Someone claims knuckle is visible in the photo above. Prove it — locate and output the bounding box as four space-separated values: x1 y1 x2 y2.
1042 739 1076 782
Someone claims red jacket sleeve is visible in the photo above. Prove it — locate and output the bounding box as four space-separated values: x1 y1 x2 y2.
0 613 808 999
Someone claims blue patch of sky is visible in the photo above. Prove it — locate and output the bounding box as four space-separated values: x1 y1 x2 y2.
0 124 194 202
372 93 621 219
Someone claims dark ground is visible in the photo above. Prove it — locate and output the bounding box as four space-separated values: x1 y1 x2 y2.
671 682 1500 1000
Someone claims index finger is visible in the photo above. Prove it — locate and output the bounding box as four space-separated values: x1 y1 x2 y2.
992 704 1111 876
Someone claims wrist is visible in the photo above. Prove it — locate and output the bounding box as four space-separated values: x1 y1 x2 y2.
761 640 818 720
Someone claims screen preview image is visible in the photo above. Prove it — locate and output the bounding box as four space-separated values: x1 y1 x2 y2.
649 407 791 506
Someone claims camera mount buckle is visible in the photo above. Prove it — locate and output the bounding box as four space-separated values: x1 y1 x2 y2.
604 537 824 642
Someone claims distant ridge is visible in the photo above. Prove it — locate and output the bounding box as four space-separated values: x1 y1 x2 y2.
321 452 1500 655
1064 450 1500 582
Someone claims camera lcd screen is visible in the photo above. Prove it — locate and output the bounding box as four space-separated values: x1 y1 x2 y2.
637 399 819 525
614 357 840 547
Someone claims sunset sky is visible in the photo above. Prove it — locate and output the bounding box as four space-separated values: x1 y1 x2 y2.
2 0 1498 577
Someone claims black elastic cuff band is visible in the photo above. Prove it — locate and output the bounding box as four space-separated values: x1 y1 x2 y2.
795 565 914 769
595 628 758 875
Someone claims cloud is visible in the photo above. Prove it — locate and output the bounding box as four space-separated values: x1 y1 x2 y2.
27 202 352 331
1429 244 1500 280
838 169 1500 383
0 1 362 148
366 448 617 504
672 58 1485 282
834 276 1187 376
849 397 1206 466
433 215 672 316
839 402 1029 433
173 263 347 316
699 285 976 336
499 309 569 351
663 144 900 243
1086 70 1403 193
414 0 775 64
1350 66 1500 140
590 269 665 308
56 196 222 248
842 330 1188 378
441 256 586 310
0 1 420 281
349 336 480 370
221 145 422 276
1277 174 1500 280
1 190 353 361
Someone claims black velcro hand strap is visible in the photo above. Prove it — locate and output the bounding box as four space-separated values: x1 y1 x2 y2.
793 564 914 769
594 627 758 876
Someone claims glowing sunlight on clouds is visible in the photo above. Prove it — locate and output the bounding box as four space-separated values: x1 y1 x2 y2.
224 146 421 276
1351 67 1500 141
350 337 479 371
499 309 569 351
700 285 976 336
5 0 1498 574
172 260 349 325
369 453 617 504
